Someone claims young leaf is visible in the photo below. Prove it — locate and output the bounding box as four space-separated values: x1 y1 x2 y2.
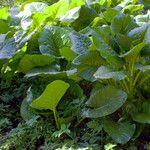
83 86 127 118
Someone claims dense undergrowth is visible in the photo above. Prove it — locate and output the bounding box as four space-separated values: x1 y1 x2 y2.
0 0 150 149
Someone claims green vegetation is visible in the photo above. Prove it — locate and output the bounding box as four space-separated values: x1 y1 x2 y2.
0 0 150 149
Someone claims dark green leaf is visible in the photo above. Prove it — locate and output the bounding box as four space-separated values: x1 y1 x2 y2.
18 54 55 73
83 86 127 118
94 66 127 81
39 26 70 57
70 31 92 54
104 119 136 144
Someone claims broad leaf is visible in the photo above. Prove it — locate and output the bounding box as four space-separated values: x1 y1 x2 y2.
23 2 48 13
0 7 10 20
39 26 70 57
131 101 150 124
104 119 136 144
73 51 105 81
60 5 98 31
0 38 16 59
128 22 150 42
94 66 127 81
135 10 150 26
60 47 77 61
20 87 36 121
18 54 55 73
70 31 92 55
123 4 144 14
120 42 146 61
44 0 85 21
111 13 137 34
83 86 127 118
92 26 123 67
115 33 132 52
31 80 70 111
0 20 10 34
103 8 119 23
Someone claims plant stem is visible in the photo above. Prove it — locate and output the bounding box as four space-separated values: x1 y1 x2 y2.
122 80 130 94
53 109 59 129
133 71 141 86
139 74 150 86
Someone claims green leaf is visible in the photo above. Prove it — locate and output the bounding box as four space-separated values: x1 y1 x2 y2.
60 5 98 30
103 8 119 23
128 22 150 42
135 10 150 26
70 31 92 54
73 51 105 81
0 38 16 59
0 7 10 20
135 64 150 72
92 26 123 67
18 54 55 73
94 66 127 81
131 101 150 124
0 20 10 34
39 26 70 57
115 33 132 52
111 13 137 34
83 86 127 118
59 7 81 23
60 47 77 61
25 67 74 78
103 119 136 144
120 42 146 61
89 17 107 27
123 4 144 14
31 80 70 111
145 26 150 44
23 2 48 13
20 87 36 121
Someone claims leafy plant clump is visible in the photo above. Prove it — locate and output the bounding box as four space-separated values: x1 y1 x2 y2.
0 0 150 149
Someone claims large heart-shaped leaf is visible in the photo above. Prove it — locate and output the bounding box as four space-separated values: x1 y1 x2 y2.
31 80 70 111
103 119 136 144
83 86 127 118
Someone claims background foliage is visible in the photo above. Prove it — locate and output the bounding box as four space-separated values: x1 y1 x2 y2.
0 0 150 149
